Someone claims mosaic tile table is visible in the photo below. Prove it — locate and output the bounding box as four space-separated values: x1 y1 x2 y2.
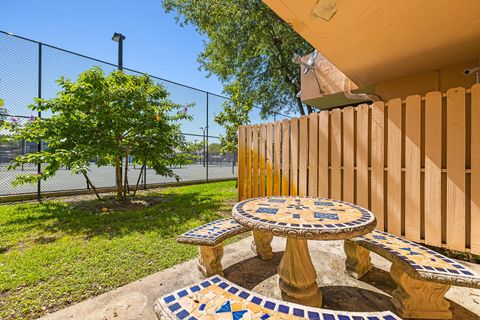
232 196 377 307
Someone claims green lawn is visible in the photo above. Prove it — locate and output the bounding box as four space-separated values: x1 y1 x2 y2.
0 180 238 319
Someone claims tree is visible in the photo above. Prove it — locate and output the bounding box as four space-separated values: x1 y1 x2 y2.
207 142 222 155
213 84 251 153
162 0 313 151
0 99 9 144
0 98 6 123
6 68 191 201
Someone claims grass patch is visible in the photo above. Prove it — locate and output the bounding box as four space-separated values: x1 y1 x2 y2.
0 180 238 319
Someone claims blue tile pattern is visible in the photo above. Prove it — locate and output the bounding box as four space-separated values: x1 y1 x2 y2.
268 198 286 203
353 230 480 287
155 276 401 320
176 218 248 246
314 212 339 220
256 207 279 214
232 196 376 240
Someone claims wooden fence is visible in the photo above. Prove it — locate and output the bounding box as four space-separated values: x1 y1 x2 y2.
238 84 480 254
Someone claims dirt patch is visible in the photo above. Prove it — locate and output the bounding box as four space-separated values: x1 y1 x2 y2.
66 194 169 214
33 235 61 245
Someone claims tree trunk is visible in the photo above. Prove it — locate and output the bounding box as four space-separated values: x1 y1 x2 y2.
83 172 101 200
133 163 146 196
115 153 123 201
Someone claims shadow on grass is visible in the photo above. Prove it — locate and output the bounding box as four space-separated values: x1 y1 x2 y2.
4 191 229 240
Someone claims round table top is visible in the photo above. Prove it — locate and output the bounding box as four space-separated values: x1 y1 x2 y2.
232 196 376 240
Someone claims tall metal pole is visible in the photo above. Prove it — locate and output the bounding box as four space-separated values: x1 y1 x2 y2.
37 43 42 201
118 36 123 70
112 33 125 70
112 33 125 194
202 128 206 167
206 93 209 181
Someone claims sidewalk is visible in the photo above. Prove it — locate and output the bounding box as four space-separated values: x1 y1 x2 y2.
39 236 480 320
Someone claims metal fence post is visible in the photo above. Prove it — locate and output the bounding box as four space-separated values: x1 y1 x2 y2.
37 43 42 201
206 92 209 181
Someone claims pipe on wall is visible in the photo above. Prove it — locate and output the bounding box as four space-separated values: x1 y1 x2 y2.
343 76 381 102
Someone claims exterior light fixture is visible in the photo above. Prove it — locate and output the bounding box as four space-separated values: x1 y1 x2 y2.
111 32 125 70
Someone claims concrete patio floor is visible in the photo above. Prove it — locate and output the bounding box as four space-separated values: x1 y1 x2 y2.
39 236 480 320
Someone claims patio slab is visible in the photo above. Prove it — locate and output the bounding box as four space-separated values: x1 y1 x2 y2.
39 236 480 320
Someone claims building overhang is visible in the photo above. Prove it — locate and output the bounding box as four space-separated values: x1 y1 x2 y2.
263 0 480 87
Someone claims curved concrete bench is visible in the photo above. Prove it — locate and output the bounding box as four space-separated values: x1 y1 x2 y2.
176 218 249 277
154 276 401 320
345 230 480 319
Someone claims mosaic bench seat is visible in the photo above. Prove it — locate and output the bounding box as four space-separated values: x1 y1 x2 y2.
344 230 480 319
154 276 401 320
176 218 249 277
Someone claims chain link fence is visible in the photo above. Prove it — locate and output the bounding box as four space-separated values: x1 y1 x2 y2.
0 31 289 198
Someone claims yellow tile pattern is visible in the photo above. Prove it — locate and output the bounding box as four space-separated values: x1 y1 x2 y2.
240 197 366 225
179 284 303 320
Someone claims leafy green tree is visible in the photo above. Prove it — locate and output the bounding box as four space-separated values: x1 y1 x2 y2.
207 142 222 155
6 68 191 201
0 99 8 143
162 0 313 151
182 140 203 162
0 98 6 123
213 86 250 153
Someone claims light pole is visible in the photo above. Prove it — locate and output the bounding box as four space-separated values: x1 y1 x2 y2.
112 32 126 193
111 32 125 70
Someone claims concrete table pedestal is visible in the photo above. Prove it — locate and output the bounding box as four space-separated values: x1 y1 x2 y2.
278 238 322 306
233 196 377 307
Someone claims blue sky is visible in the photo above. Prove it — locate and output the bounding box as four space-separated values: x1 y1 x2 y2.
0 0 280 137
0 0 223 95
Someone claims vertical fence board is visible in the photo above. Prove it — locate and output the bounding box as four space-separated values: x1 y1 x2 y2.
238 126 246 201
343 107 355 202
246 125 252 199
290 118 299 195
259 125 266 197
252 125 259 197
274 122 281 196
331 109 342 199
371 102 385 230
299 116 308 196
308 113 319 196
357 104 369 208
318 111 329 197
282 120 290 196
387 98 402 235
266 123 274 196
471 84 480 254
424 92 443 246
446 88 466 250
237 85 476 253
405 95 421 241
